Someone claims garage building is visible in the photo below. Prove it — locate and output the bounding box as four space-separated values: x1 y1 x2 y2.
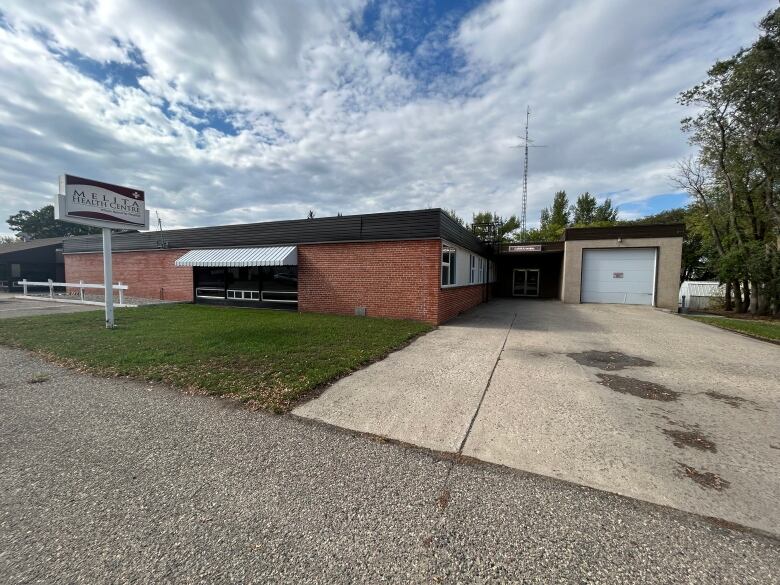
497 223 684 309
61 209 683 323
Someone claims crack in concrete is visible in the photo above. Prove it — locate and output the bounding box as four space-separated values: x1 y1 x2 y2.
456 311 517 455
431 312 518 539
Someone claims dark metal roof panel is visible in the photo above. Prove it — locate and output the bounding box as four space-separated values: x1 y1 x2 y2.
0 237 64 255
62 208 461 254
439 212 491 255
564 223 685 241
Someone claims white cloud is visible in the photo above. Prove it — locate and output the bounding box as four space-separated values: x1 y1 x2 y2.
0 0 775 235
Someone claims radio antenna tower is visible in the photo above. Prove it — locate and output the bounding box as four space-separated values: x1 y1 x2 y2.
155 210 168 249
515 106 546 240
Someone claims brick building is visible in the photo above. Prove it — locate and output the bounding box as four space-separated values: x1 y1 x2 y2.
61 208 684 324
62 209 494 325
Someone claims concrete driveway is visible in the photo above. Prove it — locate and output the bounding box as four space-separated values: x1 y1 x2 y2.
0 294 99 318
295 299 780 534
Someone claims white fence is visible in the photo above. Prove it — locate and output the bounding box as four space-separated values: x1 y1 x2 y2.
15 279 134 307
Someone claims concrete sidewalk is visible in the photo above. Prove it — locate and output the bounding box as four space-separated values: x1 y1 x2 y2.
295 301 514 452
295 299 780 534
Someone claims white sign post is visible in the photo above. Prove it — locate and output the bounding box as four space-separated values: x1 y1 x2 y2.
56 174 150 328
103 227 114 327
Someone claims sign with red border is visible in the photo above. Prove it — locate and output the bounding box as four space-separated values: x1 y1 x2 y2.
56 174 150 229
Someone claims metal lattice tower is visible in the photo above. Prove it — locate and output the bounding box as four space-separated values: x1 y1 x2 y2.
515 106 546 241
521 106 530 240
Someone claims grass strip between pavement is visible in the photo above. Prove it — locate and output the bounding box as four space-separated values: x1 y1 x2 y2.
686 315 780 343
0 304 432 412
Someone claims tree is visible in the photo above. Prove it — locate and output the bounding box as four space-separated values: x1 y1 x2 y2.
7 205 101 238
8 206 100 238
0 235 17 245
444 209 466 227
624 206 711 282
531 190 569 241
471 211 521 242
593 198 619 223
571 192 597 225
528 189 620 241
677 7 780 314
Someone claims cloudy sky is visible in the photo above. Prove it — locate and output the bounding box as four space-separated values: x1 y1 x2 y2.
0 0 774 234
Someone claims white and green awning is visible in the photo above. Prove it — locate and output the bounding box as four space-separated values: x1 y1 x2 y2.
174 246 297 267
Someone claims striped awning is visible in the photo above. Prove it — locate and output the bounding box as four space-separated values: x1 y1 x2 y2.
174 246 297 267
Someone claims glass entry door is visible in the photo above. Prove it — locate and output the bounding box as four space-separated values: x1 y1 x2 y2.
512 269 540 297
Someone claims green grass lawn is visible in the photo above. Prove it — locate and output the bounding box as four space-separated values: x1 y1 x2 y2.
0 304 432 411
687 316 780 343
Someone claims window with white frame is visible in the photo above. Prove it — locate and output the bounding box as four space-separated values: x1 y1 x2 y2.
469 254 477 284
441 246 456 286
478 257 485 283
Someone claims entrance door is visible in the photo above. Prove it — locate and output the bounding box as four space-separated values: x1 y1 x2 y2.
512 269 540 297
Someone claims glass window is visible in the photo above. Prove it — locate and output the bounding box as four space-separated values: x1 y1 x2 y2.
195 267 225 288
441 247 456 286
227 267 260 291
469 255 476 284
264 266 298 291
194 265 297 303
11 264 20 278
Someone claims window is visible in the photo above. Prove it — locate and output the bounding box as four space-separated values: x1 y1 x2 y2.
227 289 260 301
11 264 20 278
469 255 477 284
441 246 456 286
478 257 485 283
194 265 298 303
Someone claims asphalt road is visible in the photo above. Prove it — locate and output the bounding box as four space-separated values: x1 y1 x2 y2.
1 347 778 584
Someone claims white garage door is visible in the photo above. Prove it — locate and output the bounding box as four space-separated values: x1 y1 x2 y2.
581 248 656 305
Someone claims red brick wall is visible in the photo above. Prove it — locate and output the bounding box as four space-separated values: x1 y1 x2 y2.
64 250 193 302
298 240 441 324
64 240 489 324
439 284 488 323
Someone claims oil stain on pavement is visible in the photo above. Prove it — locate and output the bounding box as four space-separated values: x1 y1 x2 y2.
662 428 717 452
677 463 731 491
705 391 749 408
704 390 764 412
596 373 681 401
566 350 655 371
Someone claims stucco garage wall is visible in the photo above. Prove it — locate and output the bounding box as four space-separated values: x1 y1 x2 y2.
64 250 194 302
561 237 682 310
297 240 442 324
